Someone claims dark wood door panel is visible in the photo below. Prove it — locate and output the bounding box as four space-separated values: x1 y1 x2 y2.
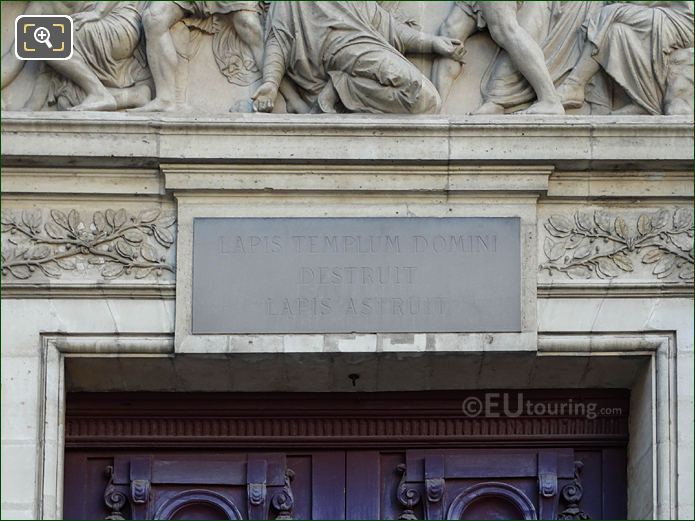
65 448 624 520
64 392 628 520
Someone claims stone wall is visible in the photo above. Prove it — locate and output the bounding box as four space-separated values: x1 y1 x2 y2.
1 113 693 519
1 1 694 519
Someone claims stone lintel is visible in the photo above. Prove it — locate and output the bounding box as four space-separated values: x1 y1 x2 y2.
2 113 692 171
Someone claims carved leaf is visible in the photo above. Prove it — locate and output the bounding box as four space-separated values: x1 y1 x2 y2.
51 209 70 230
565 266 592 279
566 234 583 248
113 209 127 228
15 242 31 259
595 257 621 278
637 214 652 236
543 238 566 261
614 217 629 240
123 229 144 244
115 239 135 259
668 233 693 252
45 222 66 239
102 263 125 278
572 241 592 260
105 209 116 227
68 209 81 233
158 215 176 228
8 265 31 279
575 212 593 232
642 249 663 264
651 209 669 229
154 226 174 247
612 252 634 272
93 211 107 233
22 209 42 229
54 257 77 270
594 211 612 234
139 208 161 223
548 215 573 234
26 245 51 260
653 255 676 278
40 262 61 278
140 243 159 262
673 208 693 230
545 222 570 238
134 267 153 279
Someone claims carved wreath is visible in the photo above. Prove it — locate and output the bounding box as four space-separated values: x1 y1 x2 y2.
1 208 175 280
541 208 693 281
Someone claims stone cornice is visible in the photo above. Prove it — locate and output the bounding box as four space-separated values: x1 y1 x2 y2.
2 112 692 170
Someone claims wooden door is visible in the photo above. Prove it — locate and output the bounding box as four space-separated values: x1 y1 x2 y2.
65 451 346 520
64 391 628 520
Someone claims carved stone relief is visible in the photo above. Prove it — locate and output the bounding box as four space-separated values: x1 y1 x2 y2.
540 208 694 282
1 208 176 281
557 1 694 115
1 1 692 115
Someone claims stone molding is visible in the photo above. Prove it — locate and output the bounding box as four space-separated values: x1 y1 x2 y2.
32 332 674 519
35 334 174 520
162 164 552 194
1 283 176 300
538 333 677 520
537 282 693 299
1 113 692 169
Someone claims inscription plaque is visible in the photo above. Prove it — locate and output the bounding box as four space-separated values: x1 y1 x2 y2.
192 218 521 334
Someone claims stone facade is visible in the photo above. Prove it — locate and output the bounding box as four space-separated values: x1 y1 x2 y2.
1 1 694 520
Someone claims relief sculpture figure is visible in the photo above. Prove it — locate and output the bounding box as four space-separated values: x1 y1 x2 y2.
557 1 694 115
1 1 77 99
476 1 602 114
136 1 265 111
432 1 565 114
2 1 150 111
251 1 465 114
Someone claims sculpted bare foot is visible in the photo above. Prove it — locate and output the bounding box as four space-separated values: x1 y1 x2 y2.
129 97 177 112
69 92 117 111
111 84 152 110
518 98 565 115
556 80 585 109
474 101 504 115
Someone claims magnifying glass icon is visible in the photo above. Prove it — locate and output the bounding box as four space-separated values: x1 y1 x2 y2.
34 26 53 49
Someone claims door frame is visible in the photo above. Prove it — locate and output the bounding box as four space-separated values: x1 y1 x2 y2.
37 332 675 519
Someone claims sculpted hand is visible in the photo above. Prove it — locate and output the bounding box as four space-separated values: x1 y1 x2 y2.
252 82 279 113
433 37 465 62
73 11 101 31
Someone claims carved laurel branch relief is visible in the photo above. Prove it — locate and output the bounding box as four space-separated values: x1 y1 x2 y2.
1 208 175 280
541 208 694 281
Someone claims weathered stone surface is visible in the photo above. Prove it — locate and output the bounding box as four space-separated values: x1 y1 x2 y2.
2 2 692 115
0 3 693 520
1 113 692 169
192 217 521 334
